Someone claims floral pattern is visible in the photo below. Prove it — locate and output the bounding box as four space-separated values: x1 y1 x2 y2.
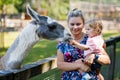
57 35 99 80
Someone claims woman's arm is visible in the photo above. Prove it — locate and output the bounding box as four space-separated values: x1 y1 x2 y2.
82 43 110 66
57 50 80 71
96 50 111 65
95 43 111 65
83 50 110 66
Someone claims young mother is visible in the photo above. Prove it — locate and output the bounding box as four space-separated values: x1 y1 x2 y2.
57 8 110 80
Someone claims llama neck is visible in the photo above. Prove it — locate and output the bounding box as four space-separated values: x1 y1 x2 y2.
4 23 40 69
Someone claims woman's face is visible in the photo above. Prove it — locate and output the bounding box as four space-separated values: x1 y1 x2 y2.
68 17 84 35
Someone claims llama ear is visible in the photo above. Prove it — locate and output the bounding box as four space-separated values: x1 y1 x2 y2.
26 4 40 22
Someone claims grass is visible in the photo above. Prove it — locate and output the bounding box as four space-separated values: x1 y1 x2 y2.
103 31 120 40
23 39 58 64
0 31 120 80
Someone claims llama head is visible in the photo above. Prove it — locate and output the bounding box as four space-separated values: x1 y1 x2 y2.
26 4 70 41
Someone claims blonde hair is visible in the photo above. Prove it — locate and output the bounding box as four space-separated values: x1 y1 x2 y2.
67 8 85 24
86 19 103 34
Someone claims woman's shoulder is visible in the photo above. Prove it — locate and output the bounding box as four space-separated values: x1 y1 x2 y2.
56 41 69 49
57 41 64 47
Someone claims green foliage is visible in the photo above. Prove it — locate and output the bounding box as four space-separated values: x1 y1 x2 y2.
14 0 26 12
103 31 120 40
0 0 25 14
47 0 69 20
0 0 69 19
31 0 69 20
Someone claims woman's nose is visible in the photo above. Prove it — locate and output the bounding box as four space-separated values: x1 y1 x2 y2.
73 25 78 28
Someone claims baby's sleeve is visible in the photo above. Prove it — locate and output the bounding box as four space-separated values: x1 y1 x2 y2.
87 39 97 51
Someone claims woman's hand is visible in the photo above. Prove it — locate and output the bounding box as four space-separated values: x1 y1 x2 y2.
76 54 95 72
75 58 91 72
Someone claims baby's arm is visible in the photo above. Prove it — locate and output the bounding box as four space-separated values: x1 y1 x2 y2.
70 40 89 50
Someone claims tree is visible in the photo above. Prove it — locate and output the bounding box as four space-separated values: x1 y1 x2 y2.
31 0 69 20
0 0 25 14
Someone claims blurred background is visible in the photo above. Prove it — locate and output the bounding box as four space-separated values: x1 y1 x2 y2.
0 0 120 32
0 0 120 80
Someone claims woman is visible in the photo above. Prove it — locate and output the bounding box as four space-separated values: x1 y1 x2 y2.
57 8 110 80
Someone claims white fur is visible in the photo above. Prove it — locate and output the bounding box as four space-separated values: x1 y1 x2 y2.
5 23 40 69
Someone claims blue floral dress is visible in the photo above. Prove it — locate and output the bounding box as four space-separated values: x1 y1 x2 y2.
57 35 99 80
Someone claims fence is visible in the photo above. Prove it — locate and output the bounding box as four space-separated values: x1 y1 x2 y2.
105 36 120 80
0 36 120 80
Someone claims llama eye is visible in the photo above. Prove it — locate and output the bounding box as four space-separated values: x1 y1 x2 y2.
48 24 56 30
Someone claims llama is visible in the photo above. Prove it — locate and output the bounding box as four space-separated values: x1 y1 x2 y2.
0 4 70 70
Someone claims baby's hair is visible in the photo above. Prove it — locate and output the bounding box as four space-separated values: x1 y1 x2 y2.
67 8 85 24
86 19 103 34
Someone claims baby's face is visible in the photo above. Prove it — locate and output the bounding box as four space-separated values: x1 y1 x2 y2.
85 26 97 37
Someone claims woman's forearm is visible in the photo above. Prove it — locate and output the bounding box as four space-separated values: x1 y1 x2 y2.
96 44 111 65
97 54 110 65
57 50 80 71
57 61 79 71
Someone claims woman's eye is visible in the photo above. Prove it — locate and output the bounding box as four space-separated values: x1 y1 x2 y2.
70 23 74 26
76 23 81 26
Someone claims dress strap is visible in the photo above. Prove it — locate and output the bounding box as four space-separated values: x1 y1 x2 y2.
80 34 88 45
